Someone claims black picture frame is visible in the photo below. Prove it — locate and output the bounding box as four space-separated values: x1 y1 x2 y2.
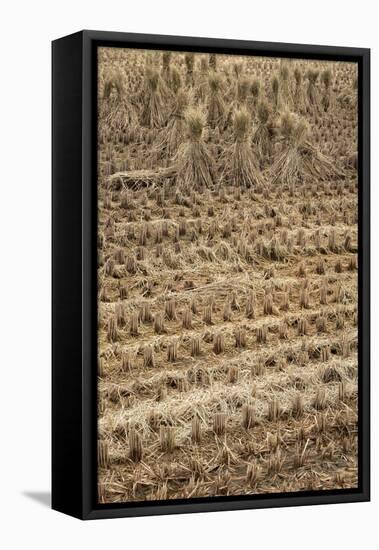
52 30 370 520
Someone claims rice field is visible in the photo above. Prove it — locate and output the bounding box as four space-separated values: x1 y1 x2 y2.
97 47 358 504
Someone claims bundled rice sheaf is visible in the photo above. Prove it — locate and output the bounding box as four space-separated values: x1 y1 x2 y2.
321 68 334 113
271 75 280 112
175 107 216 189
209 53 217 71
153 89 190 161
278 63 294 110
270 111 345 185
207 72 226 129
161 51 172 84
293 66 307 114
224 75 251 128
250 79 260 113
236 76 251 107
159 51 182 99
185 53 195 87
169 66 182 95
221 107 265 188
141 68 168 128
108 105 215 189
196 57 210 102
100 70 138 131
306 69 320 114
252 100 275 164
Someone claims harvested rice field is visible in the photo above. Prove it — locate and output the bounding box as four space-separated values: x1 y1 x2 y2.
96 47 358 504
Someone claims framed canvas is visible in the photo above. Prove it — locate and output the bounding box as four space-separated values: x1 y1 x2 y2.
52 30 370 520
